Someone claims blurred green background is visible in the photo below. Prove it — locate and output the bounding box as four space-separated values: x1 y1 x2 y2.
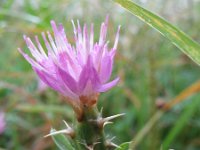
1 0 200 149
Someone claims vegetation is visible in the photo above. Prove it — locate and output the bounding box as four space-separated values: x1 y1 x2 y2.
1 0 200 149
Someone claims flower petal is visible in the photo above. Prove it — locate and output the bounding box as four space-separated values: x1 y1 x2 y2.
35 68 78 99
78 56 100 94
56 64 78 93
99 55 113 83
97 77 120 92
78 57 91 92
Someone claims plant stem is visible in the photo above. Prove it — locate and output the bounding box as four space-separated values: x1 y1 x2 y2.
76 105 107 150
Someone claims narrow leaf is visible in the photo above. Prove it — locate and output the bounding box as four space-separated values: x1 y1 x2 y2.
113 0 200 65
115 142 130 150
50 128 74 150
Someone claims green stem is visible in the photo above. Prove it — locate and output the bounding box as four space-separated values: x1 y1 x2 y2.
76 106 107 150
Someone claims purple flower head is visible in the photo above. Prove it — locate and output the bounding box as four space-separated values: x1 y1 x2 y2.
0 112 6 134
19 16 120 111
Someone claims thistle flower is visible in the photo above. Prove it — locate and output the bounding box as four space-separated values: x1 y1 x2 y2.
0 112 6 134
19 17 120 117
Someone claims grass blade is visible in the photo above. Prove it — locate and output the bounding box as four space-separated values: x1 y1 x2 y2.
162 95 200 149
113 0 200 65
